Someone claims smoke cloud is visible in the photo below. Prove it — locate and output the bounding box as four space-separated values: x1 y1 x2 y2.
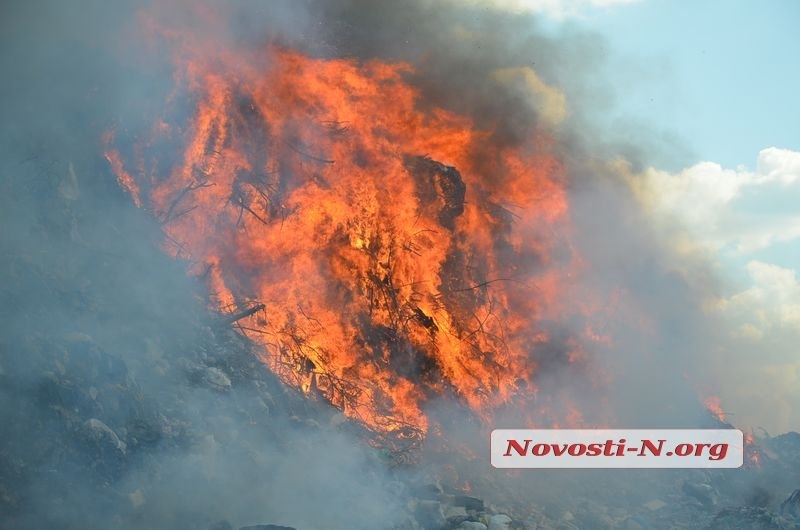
1 0 782 528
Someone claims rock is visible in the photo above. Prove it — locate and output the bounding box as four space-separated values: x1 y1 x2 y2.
487 514 513 530
459 522 488 530
62 335 129 382
444 505 468 518
575 501 614 530
642 499 667 511
415 499 446 529
412 483 444 501
446 515 470 528
204 367 232 391
682 481 719 508
623 518 645 530
746 486 773 508
453 495 485 511
84 418 126 454
765 432 800 467
239 526 297 530
780 489 800 518
288 416 320 429
125 416 162 448
522 513 548 530
705 506 791 529
577 514 613 530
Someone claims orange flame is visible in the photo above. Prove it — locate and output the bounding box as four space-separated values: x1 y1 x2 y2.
103 131 141 208
744 432 762 467
106 16 602 445
704 395 726 423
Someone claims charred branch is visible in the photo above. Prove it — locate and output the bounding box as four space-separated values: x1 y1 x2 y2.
286 141 334 165
222 303 266 325
405 155 466 230
160 176 214 225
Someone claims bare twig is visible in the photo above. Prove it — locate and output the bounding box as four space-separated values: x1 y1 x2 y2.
286 141 334 164
446 277 526 293
161 178 214 225
222 303 266 325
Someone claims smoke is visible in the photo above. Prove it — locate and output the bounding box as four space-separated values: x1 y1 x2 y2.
0 2 408 529
284 0 718 426
0 0 771 528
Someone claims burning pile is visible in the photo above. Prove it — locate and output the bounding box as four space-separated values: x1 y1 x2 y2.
106 27 604 449
8 2 800 529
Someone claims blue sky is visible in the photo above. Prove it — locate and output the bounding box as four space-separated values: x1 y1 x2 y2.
576 0 799 168
578 0 800 433
489 0 800 431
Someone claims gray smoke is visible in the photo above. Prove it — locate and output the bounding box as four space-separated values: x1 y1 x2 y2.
0 0 761 528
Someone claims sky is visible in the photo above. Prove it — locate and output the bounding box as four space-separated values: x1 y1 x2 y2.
486 0 800 431
581 0 800 432
578 0 800 169
480 0 799 166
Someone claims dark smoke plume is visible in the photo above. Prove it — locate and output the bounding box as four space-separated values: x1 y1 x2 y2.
0 1 760 529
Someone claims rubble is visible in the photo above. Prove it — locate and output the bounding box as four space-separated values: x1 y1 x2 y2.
239 526 298 530
4 228 800 528
682 480 720 509
453 495 485 511
83 417 127 455
203 366 233 392
414 499 447 529
458 522 487 530
705 506 793 530
3 124 800 530
780 489 800 518
486 514 513 530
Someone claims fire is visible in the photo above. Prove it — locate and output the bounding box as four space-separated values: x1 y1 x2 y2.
744 432 762 467
103 131 141 208
704 396 763 467
106 16 598 448
704 396 726 423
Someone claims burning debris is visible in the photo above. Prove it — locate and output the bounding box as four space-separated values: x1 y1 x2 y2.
2 1 798 529
104 27 604 452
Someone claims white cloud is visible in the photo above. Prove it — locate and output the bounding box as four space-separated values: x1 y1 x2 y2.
633 147 800 256
711 260 800 434
449 0 639 18
757 146 800 185
717 260 800 335
631 147 800 433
